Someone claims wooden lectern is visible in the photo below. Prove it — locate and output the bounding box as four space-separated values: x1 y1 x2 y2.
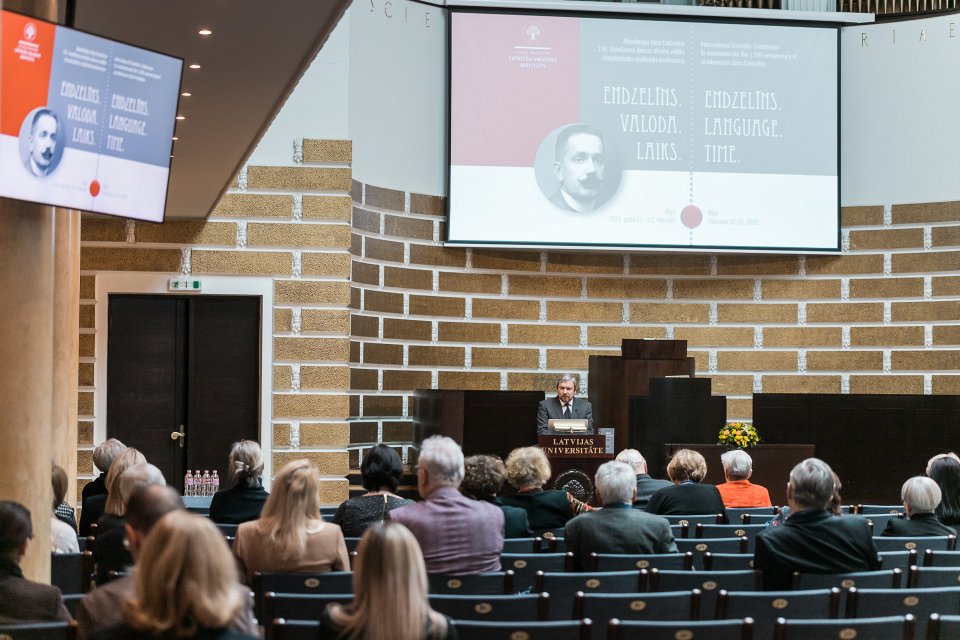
537 434 613 505
589 339 695 453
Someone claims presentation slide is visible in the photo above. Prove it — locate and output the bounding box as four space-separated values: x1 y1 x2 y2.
448 12 839 252
0 10 182 221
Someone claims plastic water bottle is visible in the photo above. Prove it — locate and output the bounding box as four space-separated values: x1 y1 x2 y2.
202 470 211 496
184 470 193 497
195 470 202 496
211 470 220 495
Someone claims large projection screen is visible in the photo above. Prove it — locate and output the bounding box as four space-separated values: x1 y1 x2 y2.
0 10 182 222
448 11 840 253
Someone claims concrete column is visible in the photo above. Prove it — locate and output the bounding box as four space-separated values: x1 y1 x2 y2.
1 0 60 583
52 211 80 507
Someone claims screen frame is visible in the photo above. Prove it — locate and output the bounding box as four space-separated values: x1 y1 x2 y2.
444 6 843 255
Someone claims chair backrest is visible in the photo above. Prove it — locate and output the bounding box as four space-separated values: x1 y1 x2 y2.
880 549 919 571
792 568 902 591
923 550 960 567
344 537 361 553
75 536 94 552
502 537 543 554
214 523 238 537
607 617 754 640
262 591 352 622
452 619 591 640
500 552 573 591
429 592 550 621
663 514 723 527
590 552 692 572
673 537 748 569
695 524 765 550
428 571 515 595
858 505 906 515
252 571 353 619
670 523 688 539
648 569 760 616
865 514 906 533
0 621 77 640
703 552 756 571
269 618 320 640
847 586 960 639
717 588 840 639
727 506 778 523
50 551 93 595
534 571 642 619
872 535 956 553
574 590 699 640
908 566 960 588
771 614 914 640
928 613 960 640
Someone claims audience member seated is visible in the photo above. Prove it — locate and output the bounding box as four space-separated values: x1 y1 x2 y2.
79 438 126 535
565 461 678 570
646 449 728 523
92 463 165 585
320 521 455 640
882 475 957 537
767 469 844 527
754 458 881 590
95 447 147 537
89 510 259 640
615 448 671 508
461 455 531 538
499 446 592 531
390 436 504 575
0 500 71 623
233 459 349 583
209 439 269 525
52 463 78 533
716 449 773 508
51 463 79 554
927 453 960 527
332 444 413 537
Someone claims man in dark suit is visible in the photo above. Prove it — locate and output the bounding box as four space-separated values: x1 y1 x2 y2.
565 461 677 570
754 458 881 590
537 374 594 434
615 448 672 508
0 501 71 623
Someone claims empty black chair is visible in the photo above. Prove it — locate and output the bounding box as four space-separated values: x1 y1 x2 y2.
716 588 840 639
429 592 549 621
535 570 642 619
590 552 692 572
704 552 756 571
695 524 765 553
847 586 960 638
772 614 914 640
453 619 591 640
502 537 543 554
928 613 960 640
428 571 514 595
792 568 902 590
269 618 320 640
607 617 755 640
501 552 572 591
575 590 700 640
907 566 960 588
873 535 956 553
649 569 760 615
923 549 960 567
675 537 747 569
262 592 352 627
663 514 723 528
50 551 93 595
0 621 77 640
727 506 778 523
880 549 919 571
252 571 353 620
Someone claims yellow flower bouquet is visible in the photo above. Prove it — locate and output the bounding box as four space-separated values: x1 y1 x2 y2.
717 422 760 449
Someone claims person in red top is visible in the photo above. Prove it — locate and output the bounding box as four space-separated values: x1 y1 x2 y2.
716 449 773 508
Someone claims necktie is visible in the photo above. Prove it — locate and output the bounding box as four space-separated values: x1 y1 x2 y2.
563 404 571 419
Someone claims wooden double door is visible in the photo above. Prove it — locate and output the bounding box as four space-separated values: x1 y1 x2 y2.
107 294 261 491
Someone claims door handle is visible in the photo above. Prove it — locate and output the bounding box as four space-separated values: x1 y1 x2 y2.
170 428 185 448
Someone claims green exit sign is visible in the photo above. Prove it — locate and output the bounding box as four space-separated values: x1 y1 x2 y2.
167 277 202 291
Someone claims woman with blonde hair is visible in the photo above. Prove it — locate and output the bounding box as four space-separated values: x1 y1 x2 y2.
90 510 257 640
99 447 147 532
233 459 349 583
498 446 592 532
646 449 728 523
321 521 454 640
209 440 269 525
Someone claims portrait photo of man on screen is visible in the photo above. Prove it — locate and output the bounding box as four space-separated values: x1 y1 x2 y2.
549 123 607 213
21 108 63 178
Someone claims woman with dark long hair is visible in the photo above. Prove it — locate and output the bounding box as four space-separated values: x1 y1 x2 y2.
927 453 960 526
